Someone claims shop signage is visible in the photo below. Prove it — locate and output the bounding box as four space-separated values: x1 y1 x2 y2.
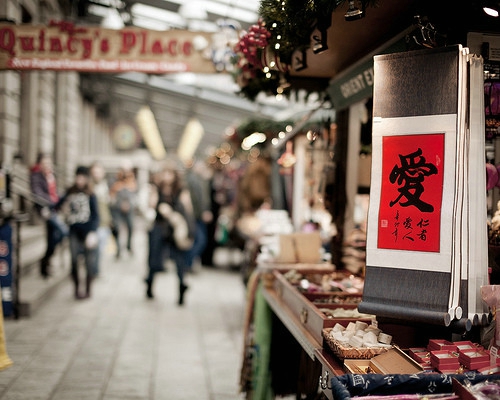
327 29 413 110
0 21 224 73
361 45 488 327
377 133 444 252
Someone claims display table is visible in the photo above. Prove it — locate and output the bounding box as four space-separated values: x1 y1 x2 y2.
262 285 322 360
245 265 497 399
244 264 362 399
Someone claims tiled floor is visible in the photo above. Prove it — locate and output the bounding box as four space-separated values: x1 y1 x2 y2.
0 224 248 400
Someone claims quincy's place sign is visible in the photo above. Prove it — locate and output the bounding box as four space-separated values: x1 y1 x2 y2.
0 21 225 73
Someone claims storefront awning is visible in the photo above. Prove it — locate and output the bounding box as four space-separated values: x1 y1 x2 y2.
327 28 415 111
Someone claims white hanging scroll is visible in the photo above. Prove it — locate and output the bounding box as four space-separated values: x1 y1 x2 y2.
467 54 490 325
358 45 488 328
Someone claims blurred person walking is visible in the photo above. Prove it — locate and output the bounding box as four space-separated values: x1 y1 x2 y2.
201 167 223 267
89 161 112 276
184 159 213 271
30 153 68 278
109 162 137 258
145 165 195 305
56 166 99 299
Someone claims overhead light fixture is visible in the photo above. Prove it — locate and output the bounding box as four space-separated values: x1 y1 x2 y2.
178 1 208 21
241 132 266 151
131 3 185 28
345 0 364 21
484 7 499 17
177 118 205 163
101 8 125 29
135 106 167 161
166 0 259 24
483 1 500 17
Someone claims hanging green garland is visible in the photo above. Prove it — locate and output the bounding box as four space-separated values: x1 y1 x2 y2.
259 0 379 64
231 20 291 101
232 0 380 101
259 0 317 64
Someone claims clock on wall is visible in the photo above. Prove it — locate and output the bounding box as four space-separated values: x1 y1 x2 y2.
112 123 138 151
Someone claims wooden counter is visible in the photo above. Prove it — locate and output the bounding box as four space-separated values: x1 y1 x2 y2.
261 273 350 398
257 267 489 399
315 349 348 400
262 284 323 360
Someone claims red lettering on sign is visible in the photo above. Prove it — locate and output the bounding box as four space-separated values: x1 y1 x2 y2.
151 40 163 54
140 31 147 54
81 38 92 58
0 28 15 55
167 40 177 56
120 31 136 54
38 29 45 51
67 37 77 53
100 38 109 53
49 37 63 53
378 133 444 252
20 36 35 52
182 41 192 56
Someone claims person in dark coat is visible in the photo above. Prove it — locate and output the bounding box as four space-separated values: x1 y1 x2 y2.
56 166 99 299
109 163 137 258
184 160 213 271
145 165 195 305
30 153 68 278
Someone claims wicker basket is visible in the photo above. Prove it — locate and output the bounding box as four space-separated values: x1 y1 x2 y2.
322 328 392 360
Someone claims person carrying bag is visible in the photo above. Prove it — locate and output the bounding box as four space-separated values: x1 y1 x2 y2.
145 165 195 305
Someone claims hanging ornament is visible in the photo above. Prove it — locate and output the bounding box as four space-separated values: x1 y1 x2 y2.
277 141 297 169
312 13 332 54
344 0 364 21
292 47 308 71
277 141 296 176
260 45 289 73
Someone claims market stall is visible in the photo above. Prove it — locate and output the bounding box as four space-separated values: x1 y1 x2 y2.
241 44 500 400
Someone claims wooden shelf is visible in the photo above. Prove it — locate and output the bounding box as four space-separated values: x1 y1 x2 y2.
262 286 322 360
262 283 347 398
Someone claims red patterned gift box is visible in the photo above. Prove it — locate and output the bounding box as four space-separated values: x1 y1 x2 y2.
454 340 477 351
430 350 460 372
408 347 428 361
428 339 458 352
